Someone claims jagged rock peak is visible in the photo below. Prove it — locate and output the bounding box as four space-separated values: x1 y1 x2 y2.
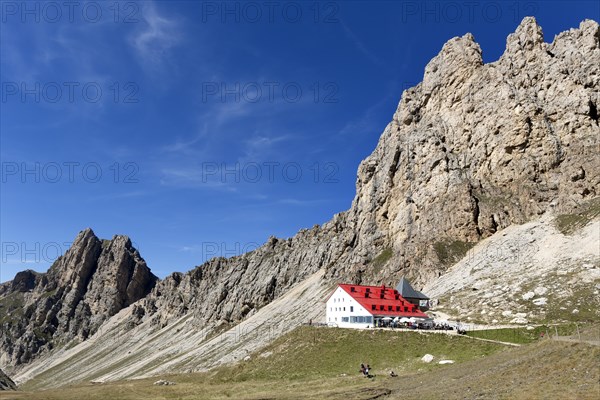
422 32 483 91
11 270 40 292
551 19 599 52
77 227 96 237
70 227 98 247
107 234 134 248
578 19 600 44
506 16 544 53
0 229 158 367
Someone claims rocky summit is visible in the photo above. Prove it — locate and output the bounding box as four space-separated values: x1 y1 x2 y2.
0 228 157 367
0 17 598 387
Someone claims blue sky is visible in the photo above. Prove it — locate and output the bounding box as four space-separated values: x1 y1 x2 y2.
1 0 598 281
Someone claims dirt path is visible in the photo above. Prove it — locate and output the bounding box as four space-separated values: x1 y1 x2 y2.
461 334 522 347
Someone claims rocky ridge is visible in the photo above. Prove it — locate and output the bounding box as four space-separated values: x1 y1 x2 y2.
1 17 599 385
0 229 157 367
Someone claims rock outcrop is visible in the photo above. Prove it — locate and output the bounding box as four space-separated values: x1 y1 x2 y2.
0 368 17 390
1 17 598 383
0 229 157 367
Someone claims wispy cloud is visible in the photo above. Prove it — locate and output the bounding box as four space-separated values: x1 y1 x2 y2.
130 1 182 68
179 245 200 253
159 166 238 191
162 123 210 155
340 21 386 67
241 134 291 162
277 198 332 206
92 191 149 201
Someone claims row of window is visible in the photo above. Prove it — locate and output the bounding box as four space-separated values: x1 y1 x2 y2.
330 306 354 312
333 297 345 303
328 316 373 324
371 304 412 312
342 316 373 323
331 305 413 312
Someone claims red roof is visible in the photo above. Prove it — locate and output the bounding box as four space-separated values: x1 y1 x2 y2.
338 284 428 318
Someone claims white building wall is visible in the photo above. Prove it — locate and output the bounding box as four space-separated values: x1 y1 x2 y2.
325 287 374 329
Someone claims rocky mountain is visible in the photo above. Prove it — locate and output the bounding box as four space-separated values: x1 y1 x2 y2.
132 16 599 329
0 368 17 390
1 17 598 386
0 229 157 367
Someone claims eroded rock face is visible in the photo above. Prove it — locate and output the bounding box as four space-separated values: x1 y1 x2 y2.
345 17 599 284
0 229 157 366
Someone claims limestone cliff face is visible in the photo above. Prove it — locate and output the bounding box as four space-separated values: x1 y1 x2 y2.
0 229 157 366
345 17 599 284
134 17 598 328
1 17 598 375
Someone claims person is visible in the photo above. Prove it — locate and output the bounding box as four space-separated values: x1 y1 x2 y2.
365 364 371 377
360 363 365 375
389 370 398 377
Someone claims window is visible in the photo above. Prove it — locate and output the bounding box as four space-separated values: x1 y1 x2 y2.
380 305 384 311
388 305 392 311
396 306 400 311
342 317 349 322
350 316 372 324
371 305 376 310
343 307 346 311
350 306 354 312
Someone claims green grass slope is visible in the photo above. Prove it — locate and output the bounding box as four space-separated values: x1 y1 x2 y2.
5 326 598 399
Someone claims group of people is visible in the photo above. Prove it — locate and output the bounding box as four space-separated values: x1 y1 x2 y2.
359 363 371 377
360 363 398 378
432 322 455 331
359 363 398 378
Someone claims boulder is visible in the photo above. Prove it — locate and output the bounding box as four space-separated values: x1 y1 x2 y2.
421 354 434 363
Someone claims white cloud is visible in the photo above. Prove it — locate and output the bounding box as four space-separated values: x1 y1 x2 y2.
130 1 182 67
159 166 237 191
